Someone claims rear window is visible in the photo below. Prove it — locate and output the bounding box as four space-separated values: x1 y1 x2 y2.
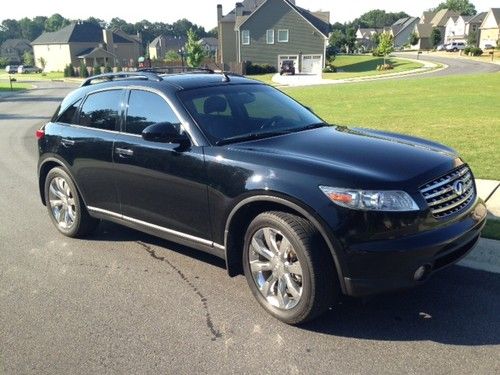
78 90 123 131
55 99 81 124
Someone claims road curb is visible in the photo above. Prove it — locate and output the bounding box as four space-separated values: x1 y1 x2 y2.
459 238 500 274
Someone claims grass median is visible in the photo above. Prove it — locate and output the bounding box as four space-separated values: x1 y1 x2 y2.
0 72 64 81
0 81 31 92
283 72 500 180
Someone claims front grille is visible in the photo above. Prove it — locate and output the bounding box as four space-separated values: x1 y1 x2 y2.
420 165 476 219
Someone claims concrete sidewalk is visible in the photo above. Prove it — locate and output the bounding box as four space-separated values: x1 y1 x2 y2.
476 179 500 220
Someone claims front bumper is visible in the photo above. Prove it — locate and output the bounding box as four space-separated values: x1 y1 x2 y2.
342 199 487 297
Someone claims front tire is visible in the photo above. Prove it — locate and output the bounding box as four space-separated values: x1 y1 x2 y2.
44 167 99 238
243 211 338 325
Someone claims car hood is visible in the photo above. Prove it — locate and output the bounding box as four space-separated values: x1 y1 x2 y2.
228 126 461 187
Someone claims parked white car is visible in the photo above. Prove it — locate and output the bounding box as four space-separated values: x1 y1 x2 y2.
446 42 466 52
437 44 448 51
17 65 42 74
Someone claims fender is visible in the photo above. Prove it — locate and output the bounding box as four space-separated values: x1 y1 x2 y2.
38 155 88 207
223 193 347 293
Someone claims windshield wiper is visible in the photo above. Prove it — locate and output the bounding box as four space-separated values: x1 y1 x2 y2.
290 122 327 133
216 130 290 146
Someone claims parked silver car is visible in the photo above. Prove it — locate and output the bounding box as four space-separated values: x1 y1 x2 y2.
5 65 19 74
17 65 42 74
446 42 466 52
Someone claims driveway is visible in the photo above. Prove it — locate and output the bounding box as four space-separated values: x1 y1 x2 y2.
1 82 499 374
393 52 500 78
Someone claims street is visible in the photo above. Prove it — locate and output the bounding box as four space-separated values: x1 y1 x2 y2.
0 80 499 374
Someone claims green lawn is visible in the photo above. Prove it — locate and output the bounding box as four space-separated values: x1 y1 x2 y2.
323 55 424 80
0 81 31 91
247 73 276 85
483 220 500 240
283 73 500 179
0 72 64 81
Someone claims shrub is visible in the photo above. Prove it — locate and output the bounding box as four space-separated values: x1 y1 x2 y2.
68 63 75 77
116 65 123 72
79 62 89 78
93 65 102 75
470 47 483 56
63 65 70 77
464 46 472 55
104 65 112 73
323 64 337 73
246 63 277 75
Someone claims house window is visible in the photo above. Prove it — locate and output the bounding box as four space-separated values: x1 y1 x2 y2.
278 29 289 43
242 30 250 45
266 29 275 44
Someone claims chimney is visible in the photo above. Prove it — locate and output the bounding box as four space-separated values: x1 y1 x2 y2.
103 29 114 52
217 4 223 22
235 2 244 17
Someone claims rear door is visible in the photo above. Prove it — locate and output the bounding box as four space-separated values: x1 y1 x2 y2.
113 88 211 242
57 89 124 213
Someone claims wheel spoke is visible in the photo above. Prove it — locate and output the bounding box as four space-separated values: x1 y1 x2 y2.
49 199 63 208
286 261 303 276
279 236 292 256
251 237 274 261
284 274 301 299
263 228 279 254
67 206 76 221
276 277 289 308
261 274 278 298
58 206 66 223
49 183 64 200
250 260 273 273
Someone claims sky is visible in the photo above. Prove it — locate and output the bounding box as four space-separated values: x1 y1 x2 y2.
1 0 498 30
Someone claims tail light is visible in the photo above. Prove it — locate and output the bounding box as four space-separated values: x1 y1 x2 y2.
35 129 45 140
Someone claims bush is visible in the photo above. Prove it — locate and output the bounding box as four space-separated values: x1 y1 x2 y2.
63 64 70 77
116 65 123 72
376 64 394 71
93 65 102 75
104 65 112 73
470 47 483 56
464 46 472 55
79 62 89 78
323 64 337 73
246 63 277 75
372 48 383 57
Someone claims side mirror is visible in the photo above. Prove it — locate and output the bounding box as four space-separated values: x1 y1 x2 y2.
142 122 190 146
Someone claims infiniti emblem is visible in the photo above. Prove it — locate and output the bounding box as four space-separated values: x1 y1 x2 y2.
453 180 465 195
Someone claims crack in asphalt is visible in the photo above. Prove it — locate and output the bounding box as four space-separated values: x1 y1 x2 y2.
136 241 222 341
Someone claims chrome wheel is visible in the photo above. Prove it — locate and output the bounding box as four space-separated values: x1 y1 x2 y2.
48 177 76 230
249 227 303 310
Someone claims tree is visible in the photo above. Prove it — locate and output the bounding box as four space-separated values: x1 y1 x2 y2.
410 32 420 46
23 51 34 65
352 10 410 28
0 56 8 68
44 14 69 32
185 28 204 68
466 29 478 47
165 50 181 62
378 32 394 64
38 57 47 71
86 17 105 27
434 0 476 16
79 62 89 78
431 28 442 48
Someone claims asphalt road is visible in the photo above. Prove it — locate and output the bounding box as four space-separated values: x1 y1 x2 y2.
394 52 500 78
0 81 499 374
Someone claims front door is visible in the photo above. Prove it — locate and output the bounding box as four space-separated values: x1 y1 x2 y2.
113 88 212 242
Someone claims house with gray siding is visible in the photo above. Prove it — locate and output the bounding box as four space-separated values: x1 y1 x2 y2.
217 0 330 74
391 17 420 48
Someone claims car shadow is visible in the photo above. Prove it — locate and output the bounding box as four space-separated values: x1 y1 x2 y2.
302 265 500 346
88 220 227 270
87 221 499 346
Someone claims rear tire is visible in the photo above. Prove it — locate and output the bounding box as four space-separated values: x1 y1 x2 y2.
44 167 99 238
243 211 338 325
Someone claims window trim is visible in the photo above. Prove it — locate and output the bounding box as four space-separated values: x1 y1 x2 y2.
266 29 275 44
241 30 250 45
277 29 289 43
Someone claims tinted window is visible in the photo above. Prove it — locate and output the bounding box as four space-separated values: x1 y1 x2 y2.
57 99 81 124
178 85 322 144
125 90 180 135
79 90 122 131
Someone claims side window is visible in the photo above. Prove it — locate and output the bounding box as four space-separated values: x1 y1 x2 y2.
57 99 81 124
79 90 122 131
125 90 180 135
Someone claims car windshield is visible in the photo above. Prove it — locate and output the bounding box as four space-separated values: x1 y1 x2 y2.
178 84 325 145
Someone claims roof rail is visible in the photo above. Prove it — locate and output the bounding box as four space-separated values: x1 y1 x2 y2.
80 72 163 87
138 66 215 75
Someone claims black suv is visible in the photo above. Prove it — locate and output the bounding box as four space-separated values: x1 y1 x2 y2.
37 71 486 324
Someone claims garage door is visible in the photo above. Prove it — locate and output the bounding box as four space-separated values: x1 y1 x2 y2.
301 55 323 74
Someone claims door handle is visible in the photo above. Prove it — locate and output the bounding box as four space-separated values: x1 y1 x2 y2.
115 148 134 157
61 138 75 147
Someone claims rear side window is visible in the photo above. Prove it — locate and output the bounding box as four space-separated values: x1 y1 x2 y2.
56 99 81 124
79 90 123 131
125 90 180 135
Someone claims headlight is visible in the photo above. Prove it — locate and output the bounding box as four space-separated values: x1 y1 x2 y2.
319 186 419 212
